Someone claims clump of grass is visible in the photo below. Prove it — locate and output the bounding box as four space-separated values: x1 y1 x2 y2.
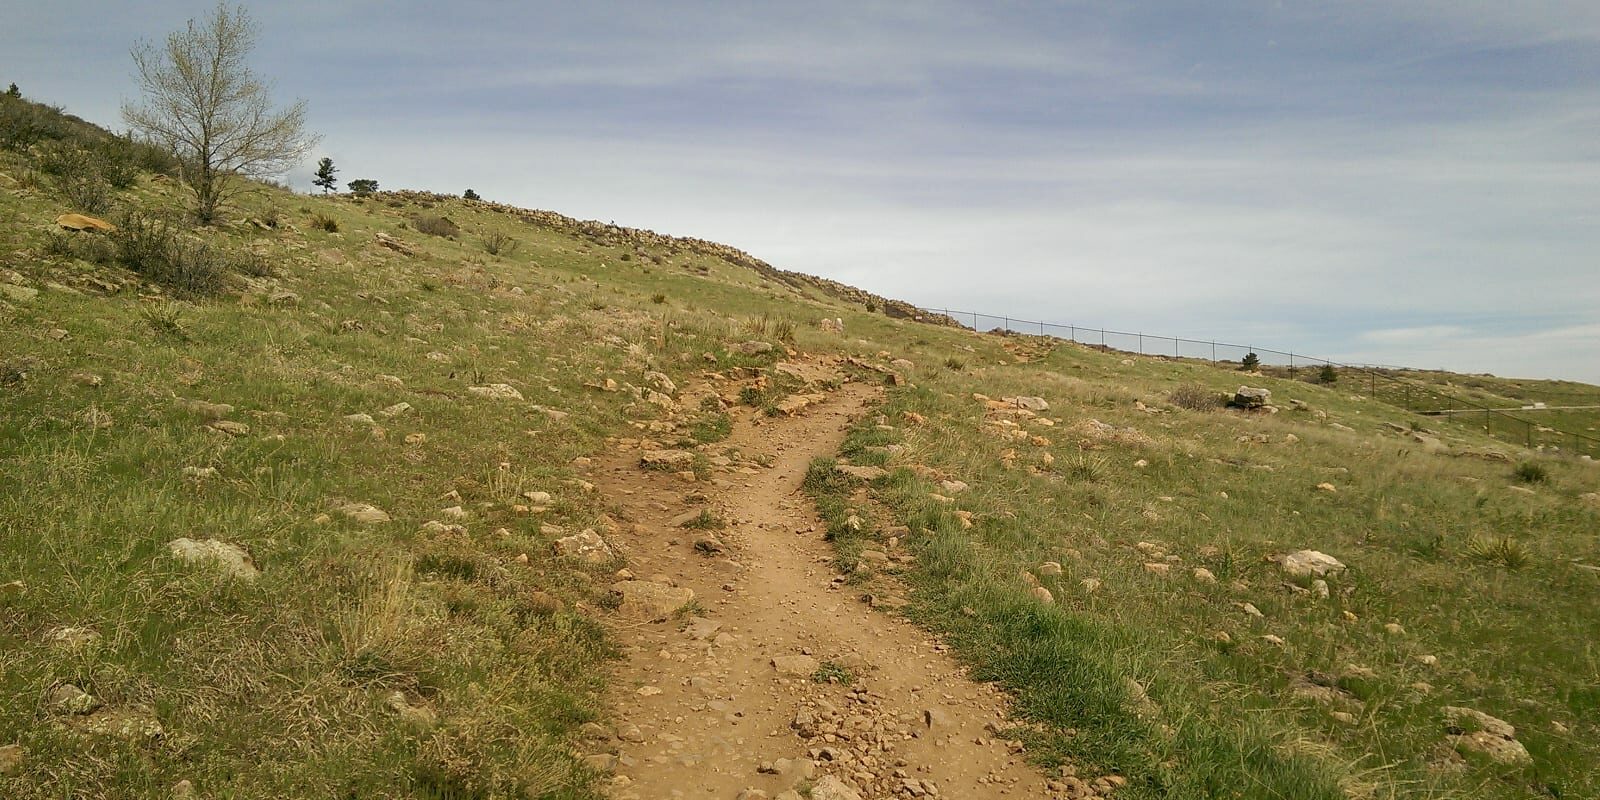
945 357 966 371
690 411 732 444
1466 535 1530 570
310 213 338 233
681 510 725 530
139 303 190 341
773 318 796 343
812 661 854 685
412 215 460 238
1169 383 1224 411
1512 462 1548 484
738 385 765 407
743 314 772 336
1064 454 1107 482
482 231 519 255
651 293 667 304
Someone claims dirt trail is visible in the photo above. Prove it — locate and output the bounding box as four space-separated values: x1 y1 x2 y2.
587 370 1061 799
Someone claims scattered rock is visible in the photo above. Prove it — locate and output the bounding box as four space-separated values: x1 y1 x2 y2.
1080 577 1102 593
555 529 614 564
206 420 250 436
772 654 820 676
70 706 164 741
1231 386 1272 409
1037 561 1063 576
641 449 695 470
1193 567 1217 583
49 684 102 715
46 626 100 648
379 402 412 417
1281 550 1346 578
374 232 414 254
0 743 22 776
1010 395 1050 411
386 691 437 729
611 580 694 620
809 775 865 800
1030 586 1055 604
168 537 259 580
834 464 888 481
1443 706 1531 765
175 398 234 419
56 213 116 232
0 282 37 303
467 383 524 401
736 341 774 355
1315 482 1337 493
339 503 392 524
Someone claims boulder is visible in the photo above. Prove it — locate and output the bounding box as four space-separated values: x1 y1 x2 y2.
0 283 38 303
467 383 523 401
834 464 888 481
1443 706 1531 765
168 538 259 581
0 743 22 776
55 213 115 233
1011 396 1050 411
339 503 392 524
771 654 820 676
1232 386 1272 409
1281 550 1346 578
736 341 774 355
641 449 695 470
611 580 694 620
809 775 865 800
554 529 614 564
374 232 414 254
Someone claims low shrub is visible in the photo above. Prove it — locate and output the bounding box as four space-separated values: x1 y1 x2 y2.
1512 462 1549 484
412 215 460 238
112 211 229 297
481 231 519 255
1170 383 1224 411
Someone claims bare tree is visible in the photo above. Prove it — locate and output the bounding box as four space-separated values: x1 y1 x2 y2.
122 3 317 223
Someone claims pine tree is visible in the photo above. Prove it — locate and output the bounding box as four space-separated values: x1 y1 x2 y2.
463 189 480 201
312 157 338 194
1240 352 1261 372
4 83 19 98
347 178 378 197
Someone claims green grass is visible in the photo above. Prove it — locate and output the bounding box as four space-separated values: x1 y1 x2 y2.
807 344 1600 800
5 95 1599 800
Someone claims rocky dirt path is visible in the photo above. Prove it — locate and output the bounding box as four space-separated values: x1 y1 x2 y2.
583 367 1080 800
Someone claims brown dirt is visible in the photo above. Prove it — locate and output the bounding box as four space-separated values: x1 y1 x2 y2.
586 367 1063 799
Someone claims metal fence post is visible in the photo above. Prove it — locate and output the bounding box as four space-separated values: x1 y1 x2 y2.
1100 328 1105 345
1138 333 1143 353
1211 341 1216 361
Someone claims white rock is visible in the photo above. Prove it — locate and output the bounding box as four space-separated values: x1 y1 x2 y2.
810 775 865 800
467 383 524 400
168 538 259 580
555 529 614 564
1281 550 1346 578
339 503 392 524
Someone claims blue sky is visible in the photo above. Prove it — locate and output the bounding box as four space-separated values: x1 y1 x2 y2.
5 1 1599 382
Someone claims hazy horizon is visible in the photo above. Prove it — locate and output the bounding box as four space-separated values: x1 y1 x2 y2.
5 1 1597 383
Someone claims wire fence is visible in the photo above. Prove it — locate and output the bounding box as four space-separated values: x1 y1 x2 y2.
918 307 1600 459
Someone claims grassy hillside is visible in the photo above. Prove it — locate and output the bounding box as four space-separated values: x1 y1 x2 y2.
4 95 1599 799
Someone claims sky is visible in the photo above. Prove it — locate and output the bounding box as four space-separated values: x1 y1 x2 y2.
5 1 1599 382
